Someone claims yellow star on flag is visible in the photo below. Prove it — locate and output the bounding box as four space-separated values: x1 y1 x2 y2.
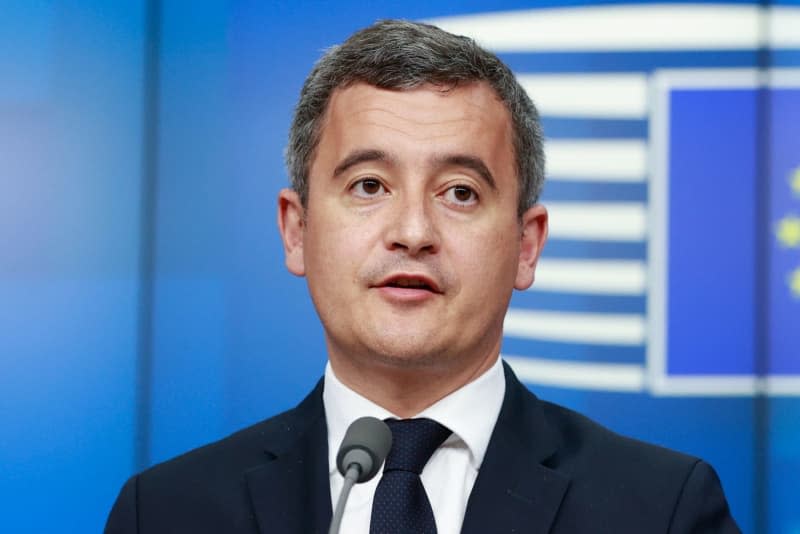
789 267 800 298
776 216 800 248
792 167 800 197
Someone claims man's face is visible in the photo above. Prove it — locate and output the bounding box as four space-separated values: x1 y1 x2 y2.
279 81 547 380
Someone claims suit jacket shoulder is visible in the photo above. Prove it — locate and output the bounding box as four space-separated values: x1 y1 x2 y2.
460 363 740 533
104 379 332 534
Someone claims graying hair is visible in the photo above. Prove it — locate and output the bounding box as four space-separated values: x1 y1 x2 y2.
286 19 545 216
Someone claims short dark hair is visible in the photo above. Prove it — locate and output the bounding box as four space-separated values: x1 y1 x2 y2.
286 19 545 216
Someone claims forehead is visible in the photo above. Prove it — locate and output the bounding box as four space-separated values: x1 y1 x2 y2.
310 81 516 181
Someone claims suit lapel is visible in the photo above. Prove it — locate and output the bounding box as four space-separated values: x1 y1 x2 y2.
244 381 333 534
461 363 570 534
241 364 568 533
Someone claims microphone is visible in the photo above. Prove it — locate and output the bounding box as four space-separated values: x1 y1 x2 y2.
329 417 392 534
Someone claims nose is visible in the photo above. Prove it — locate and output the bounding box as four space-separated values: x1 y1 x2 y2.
384 194 440 256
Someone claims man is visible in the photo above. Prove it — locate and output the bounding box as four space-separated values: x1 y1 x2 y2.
106 20 739 533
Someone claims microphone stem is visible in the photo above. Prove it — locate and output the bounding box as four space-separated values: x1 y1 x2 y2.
329 464 360 534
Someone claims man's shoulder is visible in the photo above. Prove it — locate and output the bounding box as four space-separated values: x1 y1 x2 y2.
503 365 700 478
508 395 737 531
143 410 291 480
539 397 698 470
535 397 728 519
470 371 739 531
105 382 328 533
136 380 325 492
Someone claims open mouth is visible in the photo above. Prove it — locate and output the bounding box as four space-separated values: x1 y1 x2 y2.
376 274 441 294
386 278 433 291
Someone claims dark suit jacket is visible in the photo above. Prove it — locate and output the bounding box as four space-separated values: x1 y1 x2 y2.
105 363 740 533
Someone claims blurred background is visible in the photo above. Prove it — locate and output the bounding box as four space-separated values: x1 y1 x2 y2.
1 0 798 532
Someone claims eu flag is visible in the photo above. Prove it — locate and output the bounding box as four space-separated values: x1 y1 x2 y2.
769 86 800 377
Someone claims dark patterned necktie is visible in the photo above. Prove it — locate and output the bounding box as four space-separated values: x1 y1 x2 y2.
369 418 452 534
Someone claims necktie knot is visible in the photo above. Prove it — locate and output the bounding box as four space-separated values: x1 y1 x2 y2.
383 418 452 475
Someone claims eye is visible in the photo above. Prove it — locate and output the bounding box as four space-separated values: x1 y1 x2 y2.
350 178 387 198
443 185 478 206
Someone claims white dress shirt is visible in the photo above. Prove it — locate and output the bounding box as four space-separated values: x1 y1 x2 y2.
324 358 506 534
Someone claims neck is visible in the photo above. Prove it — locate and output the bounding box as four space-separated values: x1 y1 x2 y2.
327 342 501 418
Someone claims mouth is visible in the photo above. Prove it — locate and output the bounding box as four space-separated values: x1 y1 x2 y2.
373 274 442 294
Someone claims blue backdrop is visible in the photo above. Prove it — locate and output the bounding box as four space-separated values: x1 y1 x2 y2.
1 1 799 532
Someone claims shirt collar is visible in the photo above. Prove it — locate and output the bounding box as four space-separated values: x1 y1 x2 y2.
323 357 506 474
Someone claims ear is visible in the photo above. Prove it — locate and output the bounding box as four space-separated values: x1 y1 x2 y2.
277 188 306 277
514 204 548 290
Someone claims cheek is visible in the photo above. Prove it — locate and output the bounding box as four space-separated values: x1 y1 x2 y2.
450 224 520 292
305 217 375 286
304 230 357 320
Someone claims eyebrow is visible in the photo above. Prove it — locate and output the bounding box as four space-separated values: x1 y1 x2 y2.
333 149 394 177
432 153 497 190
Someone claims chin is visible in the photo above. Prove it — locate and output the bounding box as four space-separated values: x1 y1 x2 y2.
365 338 451 370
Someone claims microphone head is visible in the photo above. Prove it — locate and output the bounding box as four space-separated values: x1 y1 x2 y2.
336 416 392 483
